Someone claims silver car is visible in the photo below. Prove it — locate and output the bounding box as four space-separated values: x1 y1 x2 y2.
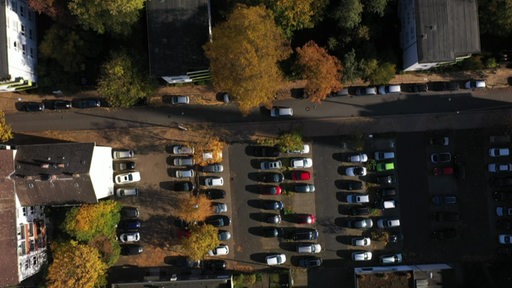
113 149 135 159
171 95 190 104
175 169 194 178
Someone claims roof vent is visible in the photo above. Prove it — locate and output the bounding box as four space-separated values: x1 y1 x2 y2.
40 163 50 169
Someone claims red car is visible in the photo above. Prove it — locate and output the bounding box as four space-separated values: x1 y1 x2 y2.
433 167 454 176
291 171 311 181
260 185 282 195
296 214 315 224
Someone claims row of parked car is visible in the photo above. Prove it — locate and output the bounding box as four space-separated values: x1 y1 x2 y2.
17 98 111 112
112 149 141 195
118 207 144 255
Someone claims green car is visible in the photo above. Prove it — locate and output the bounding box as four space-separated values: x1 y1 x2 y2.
376 162 395 172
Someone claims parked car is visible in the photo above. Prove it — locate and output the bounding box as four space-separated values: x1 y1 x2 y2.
345 166 367 176
348 218 373 229
173 157 195 166
491 177 512 187
431 152 452 163
270 106 293 117
377 174 396 185
202 164 224 173
297 243 322 253
172 145 194 155
435 211 460 222
266 254 286 265
293 183 315 193
430 136 449 146
212 203 227 213
204 177 224 187
114 161 136 172
176 169 194 178
120 244 143 255
490 148 510 157
351 206 370 216
204 189 226 200
377 218 400 228
113 149 135 159
201 260 227 272
464 80 486 89
427 81 459 91
285 144 310 154
115 172 141 184
116 187 139 197
352 251 372 261
260 160 282 170
120 207 139 219
263 227 282 237
174 181 195 192
380 253 403 264
376 162 395 172
296 214 315 224
118 219 142 230
431 194 457 205
497 206 512 217
354 87 377 96
258 172 284 183
72 98 101 108
389 233 404 243
382 199 397 209
262 200 284 210
260 185 282 195
208 244 229 256
489 163 512 173
266 214 282 224
347 153 368 163
494 191 512 202
298 256 322 268
43 99 71 110
378 85 401 94
218 230 231 241
289 229 319 241
352 237 371 247
291 170 311 180
206 215 231 227
339 180 364 190
250 146 279 157
431 228 457 240
170 95 190 104
374 151 395 160
433 166 454 176
290 158 313 168
497 219 512 230
380 188 396 197
347 194 370 204
119 232 140 243
499 234 512 244
401 83 427 93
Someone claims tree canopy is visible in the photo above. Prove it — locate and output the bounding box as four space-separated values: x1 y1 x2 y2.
46 241 108 288
479 0 512 37
361 60 396 85
180 224 219 261
331 0 363 30
97 51 153 107
67 0 144 35
176 195 213 223
204 4 291 114
266 0 328 38
62 200 120 242
0 111 13 142
277 131 304 152
296 41 342 102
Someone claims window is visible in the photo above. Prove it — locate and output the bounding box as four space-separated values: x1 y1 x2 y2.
20 5 24 17
21 24 25 36
30 48 33 58
28 11 32 21
29 29 32 39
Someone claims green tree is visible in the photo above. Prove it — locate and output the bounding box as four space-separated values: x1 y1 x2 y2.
62 200 120 242
204 4 291 114
181 225 220 260
277 131 304 152
97 52 153 107
365 61 396 85
67 0 145 35
479 0 512 37
0 111 13 142
46 241 108 288
331 0 363 29
362 0 389 16
342 49 362 83
266 0 328 38
296 41 342 102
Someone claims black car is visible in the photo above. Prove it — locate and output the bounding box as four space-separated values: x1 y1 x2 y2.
429 136 449 146
377 175 396 185
262 200 284 210
350 206 370 216
118 219 142 230
174 181 194 192
401 83 428 93
427 81 459 91
494 191 512 202
434 211 460 222
21 102 44 112
72 98 102 108
250 146 279 157
205 215 231 227
201 260 226 272
204 189 226 200
497 219 512 231
288 229 319 241
431 228 457 240
258 172 284 183
299 256 322 268
262 227 282 237
120 207 139 219
120 244 143 255
389 233 404 243
380 188 396 197
43 99 71 110
431 152 451 164
338 180 363 190
491 177 512 187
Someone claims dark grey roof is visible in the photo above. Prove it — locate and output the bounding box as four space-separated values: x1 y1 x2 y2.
146 0 210 76
13 143 98 206
416 0 480 63
0 1 9 79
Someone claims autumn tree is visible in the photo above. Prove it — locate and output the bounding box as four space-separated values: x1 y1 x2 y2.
27 0 67 18
277 131 304 152
46 241 108 288
204 4 291 114
296 41 342 102
88 235 121 266
97 51 154 108
265 0 328 38
67 0 145 35
181 224 220 261
193 136 225 166
62 200 120 242
0 111 13 142
176 195 213 223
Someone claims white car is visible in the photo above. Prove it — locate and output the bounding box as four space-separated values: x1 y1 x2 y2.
297 243 322 253
285 144 310 154
345 167 367 176
464 80 486 89
119 232 140 243
213 203 227 213
352 251 372 261
175 169 194 178
261 160 282 170
290 158 313 168
499 234 512 244
204 177 224 187
489 163 512 173
266 254 286 265
347 153 368 163
377 218 400 228
162 75 192 84
490 148 510 157
347 194 370 204
352 237 371 247
374 151 395 160
113 149 135 159
380 253 403 264
382 199 397 209
208 244 229 256
378 85 401 94
115 172 141 184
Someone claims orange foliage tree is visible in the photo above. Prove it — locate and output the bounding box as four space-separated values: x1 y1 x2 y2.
180 224 220 261
296 41 343 102
175 194 213 223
